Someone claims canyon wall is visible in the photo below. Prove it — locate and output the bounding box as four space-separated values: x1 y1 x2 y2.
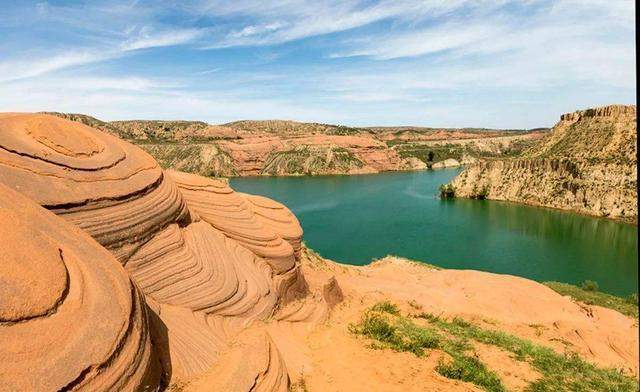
450 105 637 223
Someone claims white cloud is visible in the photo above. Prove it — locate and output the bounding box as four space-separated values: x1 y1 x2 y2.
0 51 114 83
200 0 474 48
120 27 205 51
332 22 502 60
0 26 204 83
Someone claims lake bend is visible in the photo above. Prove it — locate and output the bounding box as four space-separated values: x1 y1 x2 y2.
231 168 638 296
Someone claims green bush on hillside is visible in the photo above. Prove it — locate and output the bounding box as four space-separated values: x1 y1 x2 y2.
580 280 599 292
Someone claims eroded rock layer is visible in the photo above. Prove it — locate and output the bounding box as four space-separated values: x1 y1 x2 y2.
127 222 277 318
0 113 189 262
0 183 158 392
450 105 637 222
240 193 304 257
0 112 318 390
167 169 296 273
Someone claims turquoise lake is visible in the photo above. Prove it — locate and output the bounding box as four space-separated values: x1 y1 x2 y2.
231 169 638 296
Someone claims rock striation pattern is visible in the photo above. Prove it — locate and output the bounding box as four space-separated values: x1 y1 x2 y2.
449 105 637 222
0 183 158 392
166 170 296 273
0 113 190 262
0 113 328 391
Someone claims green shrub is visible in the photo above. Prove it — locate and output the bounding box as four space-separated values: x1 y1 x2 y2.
580 280 599 292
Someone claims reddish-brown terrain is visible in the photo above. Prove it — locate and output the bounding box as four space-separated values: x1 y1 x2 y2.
0 113 636 391
46 113 545 177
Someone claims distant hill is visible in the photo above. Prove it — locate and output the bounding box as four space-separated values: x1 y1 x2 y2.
43 112 545 177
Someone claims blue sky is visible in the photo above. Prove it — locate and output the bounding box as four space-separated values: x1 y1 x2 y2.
0 0 635 128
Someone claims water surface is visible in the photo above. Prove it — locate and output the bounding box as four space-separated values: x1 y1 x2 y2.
231 169 638 296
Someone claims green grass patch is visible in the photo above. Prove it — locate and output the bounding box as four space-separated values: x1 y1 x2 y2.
415 312 638 391
351 302 637 391
436 354 505 392
371 301 400 315
543 281 638 319
350 303 506 391
349 311 440 356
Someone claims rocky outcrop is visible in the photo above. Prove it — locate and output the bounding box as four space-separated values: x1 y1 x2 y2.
138 143 237 177
0 113 331 390
432 158 461 169
450 105 637 222
0 182 159 391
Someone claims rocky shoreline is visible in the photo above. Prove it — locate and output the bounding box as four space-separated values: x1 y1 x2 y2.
447 105 637 224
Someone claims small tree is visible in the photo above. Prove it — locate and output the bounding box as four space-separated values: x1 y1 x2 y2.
427 151 435 162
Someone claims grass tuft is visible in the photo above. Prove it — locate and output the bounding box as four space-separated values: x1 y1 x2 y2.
436 354 505 392
580 280 599 292
371 301 400 315
543 281 638 319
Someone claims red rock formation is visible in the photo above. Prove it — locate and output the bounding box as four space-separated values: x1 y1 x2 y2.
167 169 296 273
0 113 314 390
239 193 304 257
0 183 159 391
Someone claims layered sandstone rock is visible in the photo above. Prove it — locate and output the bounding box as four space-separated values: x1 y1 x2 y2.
450 105 637 222
0 113 318 390
166 169 296 273
0 183 158 392
0 112 190 262
239 193 304 257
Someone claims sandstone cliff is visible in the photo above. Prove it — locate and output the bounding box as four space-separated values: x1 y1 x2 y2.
0 113 637 391
450 105 637 223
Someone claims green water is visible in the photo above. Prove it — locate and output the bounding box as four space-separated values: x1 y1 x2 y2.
231 169 638 296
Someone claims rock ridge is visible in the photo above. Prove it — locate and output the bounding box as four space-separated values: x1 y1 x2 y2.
449 105 637 223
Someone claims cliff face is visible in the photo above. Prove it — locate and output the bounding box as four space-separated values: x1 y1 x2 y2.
450 105 637 222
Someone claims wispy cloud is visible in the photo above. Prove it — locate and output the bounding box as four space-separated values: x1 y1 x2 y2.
0 25 205 83
0 51 114 83
199 0 473 48
331 22 502 60
0 0 634 128
120 26 206 51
